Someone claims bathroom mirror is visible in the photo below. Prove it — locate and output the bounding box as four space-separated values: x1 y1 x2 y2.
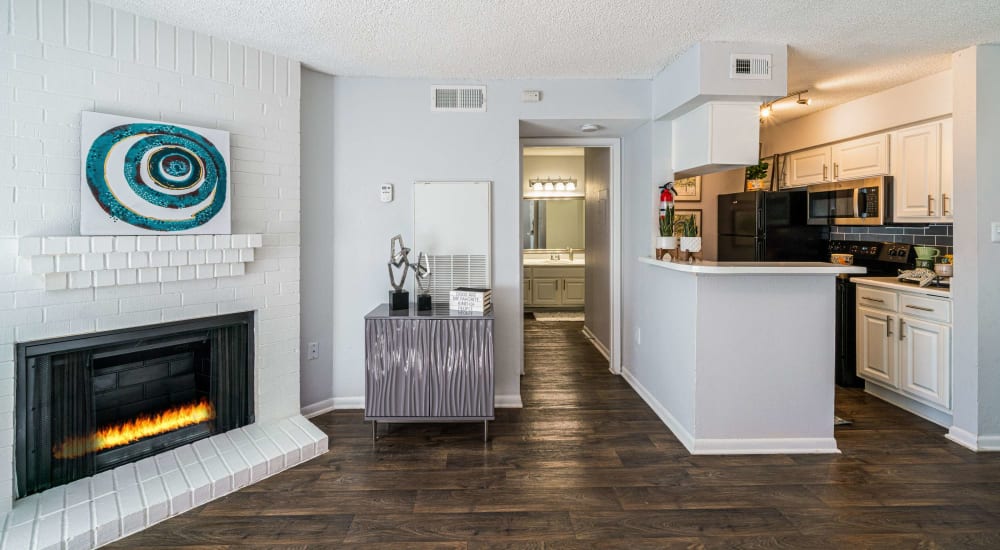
521 198 585 250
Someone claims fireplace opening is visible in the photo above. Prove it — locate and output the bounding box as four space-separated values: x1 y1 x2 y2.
16 313 254 498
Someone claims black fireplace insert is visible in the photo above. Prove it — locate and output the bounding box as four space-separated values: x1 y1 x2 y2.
16 313 254 498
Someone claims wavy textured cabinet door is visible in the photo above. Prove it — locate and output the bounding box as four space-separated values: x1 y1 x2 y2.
364 306 494 420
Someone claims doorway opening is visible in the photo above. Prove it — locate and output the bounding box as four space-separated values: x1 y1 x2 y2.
519 141 619 378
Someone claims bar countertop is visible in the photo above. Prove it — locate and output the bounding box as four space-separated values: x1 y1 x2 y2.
638 256 867 275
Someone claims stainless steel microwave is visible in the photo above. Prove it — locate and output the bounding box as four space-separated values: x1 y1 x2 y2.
806 176 891 226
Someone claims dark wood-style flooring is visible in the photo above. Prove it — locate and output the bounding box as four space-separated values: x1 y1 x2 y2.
113 319 1000 548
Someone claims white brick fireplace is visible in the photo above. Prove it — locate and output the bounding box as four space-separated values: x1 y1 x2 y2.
0 0 324 547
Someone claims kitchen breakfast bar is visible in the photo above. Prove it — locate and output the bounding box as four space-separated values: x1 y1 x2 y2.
627 257 865 455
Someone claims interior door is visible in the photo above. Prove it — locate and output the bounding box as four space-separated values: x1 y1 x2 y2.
857 307 896 386
898 316 950 408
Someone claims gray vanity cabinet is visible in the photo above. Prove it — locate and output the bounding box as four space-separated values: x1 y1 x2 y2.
364 304 495 440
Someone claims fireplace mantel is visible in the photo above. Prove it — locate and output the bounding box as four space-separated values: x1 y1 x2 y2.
17 234 263 291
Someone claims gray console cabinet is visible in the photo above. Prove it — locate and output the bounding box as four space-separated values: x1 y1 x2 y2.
364 304 495 440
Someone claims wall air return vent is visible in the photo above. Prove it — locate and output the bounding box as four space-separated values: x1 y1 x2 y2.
432 85 487 112
730 54 772 80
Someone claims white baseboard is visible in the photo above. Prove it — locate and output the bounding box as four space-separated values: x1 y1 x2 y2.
620 367 695 452
946 426 979 450
978 435 1000 451
495 393 523 408
946 427 1000 452
300 398 336 418
691 437 840 455
581 326 610 362
622 367 840 455
332 396 365 410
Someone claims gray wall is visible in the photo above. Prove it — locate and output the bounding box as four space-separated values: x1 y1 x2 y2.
952 44 1000 445
584 147 611 350
298 76 648 409
300 69 336 410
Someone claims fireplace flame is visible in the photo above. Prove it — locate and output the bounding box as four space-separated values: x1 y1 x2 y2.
53 399 215 460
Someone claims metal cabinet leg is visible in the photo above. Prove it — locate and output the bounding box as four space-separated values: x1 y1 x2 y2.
483 420 488 443
372 420 377 443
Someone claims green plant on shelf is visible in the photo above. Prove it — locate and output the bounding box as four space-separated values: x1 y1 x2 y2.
746 160 769 182
659 208 675 237
675 215 698 237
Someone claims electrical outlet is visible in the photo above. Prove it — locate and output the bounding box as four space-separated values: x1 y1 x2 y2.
992 222 1000 243
635 327 641 346
307 342 318 360
380 183 393 203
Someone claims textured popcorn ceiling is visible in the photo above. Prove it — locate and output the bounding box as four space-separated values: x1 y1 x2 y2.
100 0 1000 119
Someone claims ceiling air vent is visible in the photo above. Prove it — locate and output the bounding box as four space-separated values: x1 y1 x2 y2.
432 85 486 112
730 54 772 80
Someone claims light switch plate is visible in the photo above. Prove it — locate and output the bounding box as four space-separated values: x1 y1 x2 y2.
992 222 1000 243
380 184 393 203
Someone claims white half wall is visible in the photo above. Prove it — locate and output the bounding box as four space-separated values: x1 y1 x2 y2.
299 77 649 410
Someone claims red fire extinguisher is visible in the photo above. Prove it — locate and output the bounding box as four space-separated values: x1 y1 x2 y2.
659 182 677 223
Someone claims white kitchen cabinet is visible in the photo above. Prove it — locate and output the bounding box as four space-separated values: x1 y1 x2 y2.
898 316 951 409
832 134 889 181
939 118 954 221
524 265 585 308
784 134 889 188
785 147 832 188
855 282 952 417
857 306 896 387
892 119 953 222
892 122 941 220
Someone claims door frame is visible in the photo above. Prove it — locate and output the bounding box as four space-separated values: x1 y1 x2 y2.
517 137 623 375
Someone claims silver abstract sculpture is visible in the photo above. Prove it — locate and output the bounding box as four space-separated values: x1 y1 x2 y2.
412 252 431 295
388 234 410 291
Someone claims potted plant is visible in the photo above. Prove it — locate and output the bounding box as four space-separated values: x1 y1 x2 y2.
656 207 676 260
745 160 770 191
675 214 701 261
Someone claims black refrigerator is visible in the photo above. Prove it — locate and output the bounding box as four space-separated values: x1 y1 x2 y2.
717 191 826 261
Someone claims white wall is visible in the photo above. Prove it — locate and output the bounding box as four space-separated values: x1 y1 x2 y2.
300 69 335 411
761 70 953 156
304 77 648 409
1 0 302 512
951 45 1000 448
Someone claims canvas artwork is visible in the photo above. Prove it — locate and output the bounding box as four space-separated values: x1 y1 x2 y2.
80 112 231 235
673 176 701 201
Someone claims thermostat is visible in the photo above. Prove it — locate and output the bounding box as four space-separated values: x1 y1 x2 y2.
380 183 394 203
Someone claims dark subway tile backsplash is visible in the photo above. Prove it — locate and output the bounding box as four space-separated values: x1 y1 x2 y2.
830 224 953 256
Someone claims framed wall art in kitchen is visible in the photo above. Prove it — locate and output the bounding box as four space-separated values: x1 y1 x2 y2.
674 209 702 236
673 176 701 201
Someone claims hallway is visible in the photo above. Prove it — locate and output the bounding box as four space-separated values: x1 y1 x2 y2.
112 319 1000 547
